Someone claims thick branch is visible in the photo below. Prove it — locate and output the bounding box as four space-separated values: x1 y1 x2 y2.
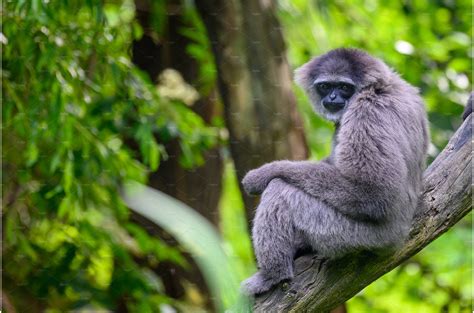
253 116 472 312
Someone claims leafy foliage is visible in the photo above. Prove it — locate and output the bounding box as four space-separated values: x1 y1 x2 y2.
3 1 217 311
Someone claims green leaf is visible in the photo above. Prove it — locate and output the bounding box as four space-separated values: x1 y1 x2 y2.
63 159 74 194
148 139 160 171
58 196 70 218
26 142 39 167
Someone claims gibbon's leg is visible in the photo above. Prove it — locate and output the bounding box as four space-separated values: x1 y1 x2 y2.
242 179 307 295
243 179 392 295
278 180 393 258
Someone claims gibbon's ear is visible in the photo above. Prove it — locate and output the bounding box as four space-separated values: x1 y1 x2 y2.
294 58 316 90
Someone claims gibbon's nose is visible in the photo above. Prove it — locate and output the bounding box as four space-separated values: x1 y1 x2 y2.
329 93 337 100
323 101 345 112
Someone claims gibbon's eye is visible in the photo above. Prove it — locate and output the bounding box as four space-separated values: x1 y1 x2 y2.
318 83 330 92
340 83 355 95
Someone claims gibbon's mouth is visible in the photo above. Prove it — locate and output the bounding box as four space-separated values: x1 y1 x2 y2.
323 101 345 112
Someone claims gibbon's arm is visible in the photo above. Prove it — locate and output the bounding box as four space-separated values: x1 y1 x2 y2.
243 160 400 223
243 103 408 223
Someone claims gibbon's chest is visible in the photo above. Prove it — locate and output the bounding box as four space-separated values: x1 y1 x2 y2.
326 124 340 164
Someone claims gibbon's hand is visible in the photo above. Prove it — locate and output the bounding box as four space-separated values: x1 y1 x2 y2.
242 161 292 195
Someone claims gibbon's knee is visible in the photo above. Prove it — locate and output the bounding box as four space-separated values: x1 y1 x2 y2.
253 179 311 255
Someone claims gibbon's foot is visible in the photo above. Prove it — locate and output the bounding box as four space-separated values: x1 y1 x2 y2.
241 271 291 295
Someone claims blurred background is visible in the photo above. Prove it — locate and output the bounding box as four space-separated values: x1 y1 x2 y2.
2 0 472 312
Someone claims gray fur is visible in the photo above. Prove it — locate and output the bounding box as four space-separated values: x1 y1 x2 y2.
241 48 429 295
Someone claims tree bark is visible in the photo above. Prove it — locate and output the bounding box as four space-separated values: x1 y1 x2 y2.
252 115 472 312
195 0 309 223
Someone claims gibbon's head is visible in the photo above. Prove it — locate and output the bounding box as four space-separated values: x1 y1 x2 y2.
295 48 391 122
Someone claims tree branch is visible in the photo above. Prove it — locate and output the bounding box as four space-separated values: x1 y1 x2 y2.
253 116 472 312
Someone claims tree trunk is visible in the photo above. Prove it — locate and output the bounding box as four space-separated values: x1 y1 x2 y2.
195 0 308 223
252 115 472 312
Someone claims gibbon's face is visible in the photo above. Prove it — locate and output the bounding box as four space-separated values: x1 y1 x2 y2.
313 77 356 122
295 48 390 123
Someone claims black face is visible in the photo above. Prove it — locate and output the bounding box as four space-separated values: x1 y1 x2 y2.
315 81 355 113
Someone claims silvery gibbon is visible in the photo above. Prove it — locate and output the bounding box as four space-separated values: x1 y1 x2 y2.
242 48 429 295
